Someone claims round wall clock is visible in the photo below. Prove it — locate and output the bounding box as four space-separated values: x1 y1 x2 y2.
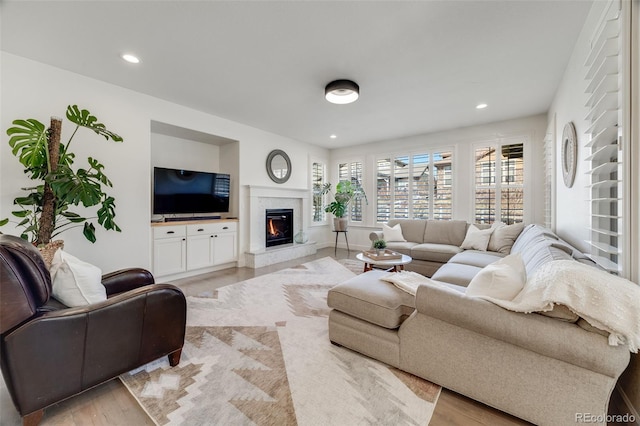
561 122 577 188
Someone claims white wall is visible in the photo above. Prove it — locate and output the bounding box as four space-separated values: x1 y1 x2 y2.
0 52 329 271
151 133 221 172
328 114 547 251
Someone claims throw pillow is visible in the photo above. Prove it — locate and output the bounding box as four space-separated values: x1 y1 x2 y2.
487 222 525 254
466 253 526 300
49 249 106 307
383 223 406 242
460 224 493 251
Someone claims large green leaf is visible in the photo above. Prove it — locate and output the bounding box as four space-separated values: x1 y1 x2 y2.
83 222 97 243
97 196 121 232
87 157 113 187
48 165 103 207
0 218 8 227
61 211 87 223
14 192 42 206
6 119 48 178
66 105 123 142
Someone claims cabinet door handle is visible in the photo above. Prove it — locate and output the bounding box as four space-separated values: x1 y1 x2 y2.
223 226 229 230
167 231 175 234
182 238 186 241
197 228 204 232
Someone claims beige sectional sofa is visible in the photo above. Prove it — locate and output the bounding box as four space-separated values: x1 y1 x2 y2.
368 219 469 276
369 218 524 277
329 223 631 426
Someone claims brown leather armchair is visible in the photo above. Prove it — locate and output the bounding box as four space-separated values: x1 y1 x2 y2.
0 234 186 426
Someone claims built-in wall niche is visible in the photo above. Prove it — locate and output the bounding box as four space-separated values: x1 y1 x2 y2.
150 121 240 220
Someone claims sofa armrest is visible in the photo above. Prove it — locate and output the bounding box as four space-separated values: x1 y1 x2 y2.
102 268 155 296
413 284 630 378
369 231 383 242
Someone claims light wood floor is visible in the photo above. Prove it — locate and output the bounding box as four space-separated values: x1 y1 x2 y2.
0 248 632 425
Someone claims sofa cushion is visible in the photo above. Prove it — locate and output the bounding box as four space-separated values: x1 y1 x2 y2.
465 253 526 301
460 224 493 251
327 270 415 329
388 219 427 243
385 241 419 256
423 220 468 246
510 224 574 276
448 250 504 268
511 224 558 254
410 243 463 263
487 222 525 254
431 262 482 287
520 243 572 276
383 223 406 242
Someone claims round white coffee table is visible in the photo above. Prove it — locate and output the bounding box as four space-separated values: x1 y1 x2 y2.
356 252 412 273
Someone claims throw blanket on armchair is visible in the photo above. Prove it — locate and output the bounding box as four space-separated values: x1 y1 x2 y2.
477 260 640 353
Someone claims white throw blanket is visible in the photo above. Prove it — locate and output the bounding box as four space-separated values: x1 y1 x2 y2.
380 271 447 295
477 260 640 353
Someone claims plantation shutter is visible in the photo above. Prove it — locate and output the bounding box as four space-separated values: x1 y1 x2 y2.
584 0 623 274
543 117 555 230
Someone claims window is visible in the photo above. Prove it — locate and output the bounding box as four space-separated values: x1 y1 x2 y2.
474 143 524 225
338 161 364 222
312 161 326 223
376 150 452 222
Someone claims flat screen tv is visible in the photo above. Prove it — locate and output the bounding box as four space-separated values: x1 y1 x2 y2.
153 167 230 215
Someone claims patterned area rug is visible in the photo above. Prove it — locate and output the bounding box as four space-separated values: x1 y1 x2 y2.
120 257 440 425
337 257 365 275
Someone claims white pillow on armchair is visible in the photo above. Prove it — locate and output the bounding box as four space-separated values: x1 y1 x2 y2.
49 249 107 307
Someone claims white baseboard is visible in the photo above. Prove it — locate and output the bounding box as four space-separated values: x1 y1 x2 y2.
616 384 640 425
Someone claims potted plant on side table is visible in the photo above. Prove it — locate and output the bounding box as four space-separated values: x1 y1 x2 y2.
319 180 368 231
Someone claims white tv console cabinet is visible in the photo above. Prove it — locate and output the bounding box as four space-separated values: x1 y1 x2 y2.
151 219 238 280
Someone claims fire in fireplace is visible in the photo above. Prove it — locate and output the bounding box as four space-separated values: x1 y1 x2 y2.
265 209 293 247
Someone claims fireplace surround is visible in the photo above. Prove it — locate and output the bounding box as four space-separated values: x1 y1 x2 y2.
245 185 316 268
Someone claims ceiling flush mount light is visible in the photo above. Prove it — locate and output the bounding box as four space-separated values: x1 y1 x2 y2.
325 80 359 104
330 134 337 139
121 53 140 64
476 103 488 109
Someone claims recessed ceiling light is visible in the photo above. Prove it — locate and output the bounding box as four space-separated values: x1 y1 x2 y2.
476 103 488 109
121 54 140 64
330 134 337 139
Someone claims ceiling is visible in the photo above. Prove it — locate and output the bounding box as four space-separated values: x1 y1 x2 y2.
0 1 592 149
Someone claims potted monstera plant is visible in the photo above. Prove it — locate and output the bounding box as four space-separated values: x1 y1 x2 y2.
320 180 368 231
0 105 123 246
